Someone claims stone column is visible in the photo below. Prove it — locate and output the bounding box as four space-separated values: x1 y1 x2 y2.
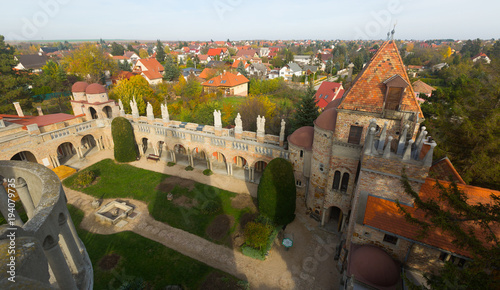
43 237 77 290
250 166 255 182
15 178 35 218
65 217 84 252
0 186 23 226
59 218 84 273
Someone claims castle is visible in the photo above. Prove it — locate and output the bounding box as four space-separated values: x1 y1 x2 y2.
0 40 497 289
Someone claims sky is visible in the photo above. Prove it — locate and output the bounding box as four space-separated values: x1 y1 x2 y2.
2 0 500 42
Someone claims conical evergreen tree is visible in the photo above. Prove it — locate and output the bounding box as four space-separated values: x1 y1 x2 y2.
290 85 319 132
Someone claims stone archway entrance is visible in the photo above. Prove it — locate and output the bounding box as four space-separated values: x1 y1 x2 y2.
174 144 189 166
11 151 37 163
323 206 343 233
233 156 249 181
192 148 208 170
211 152 227 175
253 160 268 183
103 106 113 118
89 107 98 119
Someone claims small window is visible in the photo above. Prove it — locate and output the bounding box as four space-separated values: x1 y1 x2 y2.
324 95 328 99
221 80 226 84
332 171 341 190
383 234 398 245
208 80 214 84
340 173 349 193
299 150 304 158
457 258 466 268
318 94 323 98
296 180 302 186
319 163 324 172
348 126 363 144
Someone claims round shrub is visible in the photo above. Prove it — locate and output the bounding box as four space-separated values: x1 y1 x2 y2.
167 162 176 167
185 166 194 171
244 221 272 250
111 117 137 162
75 170 96 188
200 200 220 215
257 158 296 225
203 169 213 176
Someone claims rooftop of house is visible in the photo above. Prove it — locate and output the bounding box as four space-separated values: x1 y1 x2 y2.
429 157 466 184
338 40 423 118
412 80 436 95
207 48 228 56
315 82 344 109
135 58 164 72
202 71 249 87
15 54 48 69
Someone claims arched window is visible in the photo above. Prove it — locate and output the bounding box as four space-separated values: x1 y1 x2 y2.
332 171 341 190
340 173 350 193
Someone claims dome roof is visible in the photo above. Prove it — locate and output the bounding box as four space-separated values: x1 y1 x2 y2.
288 126 314 150
85 83 106 94
71 81 89 93
314 108 337 132
348 245 400 288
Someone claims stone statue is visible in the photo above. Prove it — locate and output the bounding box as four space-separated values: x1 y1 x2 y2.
235 113 242 129
118 99 124 111
147 102 154 116
213 109 222 127
130 96 139 117
161 103 169 121
257 115 265 133
280 119 286 135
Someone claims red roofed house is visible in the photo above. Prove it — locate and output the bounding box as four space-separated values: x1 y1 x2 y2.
207 48 229 59
133 58 164 85
314 82 344 110
202 71 249 96
472 52 491 64
285 40 497 288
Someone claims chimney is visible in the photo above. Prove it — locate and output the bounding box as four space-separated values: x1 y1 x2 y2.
13 102 24 117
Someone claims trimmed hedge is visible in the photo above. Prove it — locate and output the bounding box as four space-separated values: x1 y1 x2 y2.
203 169 213 176
111 117 137 162
257 158 296 225
241 226 280 260
74 170 96 188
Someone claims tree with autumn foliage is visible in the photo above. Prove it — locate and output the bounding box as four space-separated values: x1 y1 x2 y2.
237 96 276 132
62 42 116 83
108 75 153 115
398 174 500 289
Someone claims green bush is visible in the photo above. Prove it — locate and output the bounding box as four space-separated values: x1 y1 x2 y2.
74 170 96 188
185 166 194 171
257 158 296 225
111 117 137 162
200 200 220 215
203 169 213 176
167 162 176 167
244 221 272 250
241 225 280 260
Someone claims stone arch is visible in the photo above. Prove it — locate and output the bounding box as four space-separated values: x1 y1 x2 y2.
81 134 97 157
89 107 98 119
210 151 227 175
43 235 57 250
103 106 113 118
56 142 77 165
58 212 66 225
253 160 268 172
192 147 208 169
173 144 189 165
232 156 249 181
11 151 37 163
323 206 343 232
330 167 354 193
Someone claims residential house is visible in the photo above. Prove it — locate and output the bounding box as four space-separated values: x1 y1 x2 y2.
268 68 281 79
248 63 268 79
412 80 436 103
279 62 303 81
201 71 250 96
197 54 211 64
124 51 140 64
182 68 202 80
407 65 425 77
314 81 344 110
14 54 48 73
199 68 218 81
303 65 318 75
294 55 312 66
133 58 164 85
111 71 137 85
236 49 258 58
207 48 229 60
472 52 491 64
39 47 58 54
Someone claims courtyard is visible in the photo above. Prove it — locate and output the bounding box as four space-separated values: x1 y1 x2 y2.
61 150 341 289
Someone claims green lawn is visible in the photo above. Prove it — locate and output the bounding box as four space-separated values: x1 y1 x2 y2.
68 205 248 289
63 159 256 246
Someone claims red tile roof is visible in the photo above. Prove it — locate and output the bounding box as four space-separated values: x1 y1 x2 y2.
134 58 164 73
412 80 436 95
142 70 163 80
315 82 344 109
199 68 217 80
207 48 227 57
232 59 250 69
363 178 500 258
202 71 249 87
2 113 77 128
236 49 258 57
339 41 423 118
430 157 466 184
